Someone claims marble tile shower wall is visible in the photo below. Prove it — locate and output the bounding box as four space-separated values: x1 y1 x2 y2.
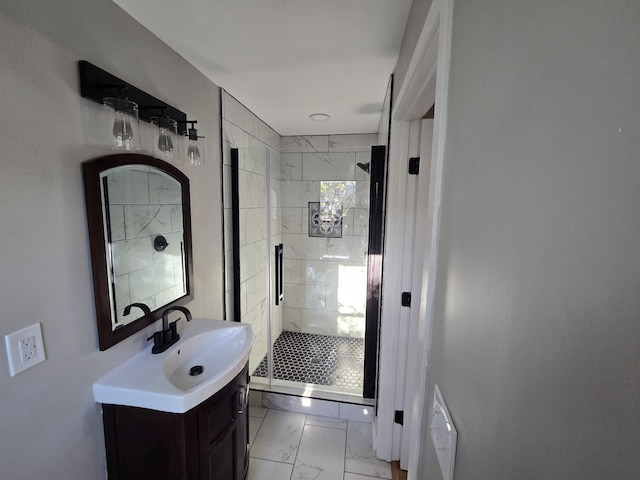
221 92 283 371
281 134 377 339
108 167 185 325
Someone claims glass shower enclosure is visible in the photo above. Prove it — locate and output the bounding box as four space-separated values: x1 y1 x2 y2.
230 143 374 400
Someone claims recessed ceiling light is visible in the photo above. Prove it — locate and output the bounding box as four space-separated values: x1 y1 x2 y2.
309 113 331 121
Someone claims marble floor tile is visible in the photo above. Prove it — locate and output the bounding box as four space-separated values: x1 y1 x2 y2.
250 406 268 418
247 458 294 480
345 422 392 479
248 389 263 407
250 409 306 464
344 473 386 480
249 415 264 447
306 414 348 430
291 425 346 480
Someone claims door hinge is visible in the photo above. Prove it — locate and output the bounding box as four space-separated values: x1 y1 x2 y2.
401 292 412 307
394 410 404 425
408 157 420 175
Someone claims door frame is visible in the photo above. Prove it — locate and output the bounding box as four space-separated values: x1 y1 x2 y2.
374 0 454 470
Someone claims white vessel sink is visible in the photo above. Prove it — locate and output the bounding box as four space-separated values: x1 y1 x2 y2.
93 318 252 413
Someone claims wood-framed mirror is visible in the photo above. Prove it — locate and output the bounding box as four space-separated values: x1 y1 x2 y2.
83 153 194 350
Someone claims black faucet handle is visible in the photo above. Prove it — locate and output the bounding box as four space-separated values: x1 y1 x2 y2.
169 320 180 342
147 331 161 342
146 331 164 354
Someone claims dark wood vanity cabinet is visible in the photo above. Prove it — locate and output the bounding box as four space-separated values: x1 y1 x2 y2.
101 365 249 480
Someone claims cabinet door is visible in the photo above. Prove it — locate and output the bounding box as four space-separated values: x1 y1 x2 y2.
207 423 237 479
198 385 238 479
103 405 188 480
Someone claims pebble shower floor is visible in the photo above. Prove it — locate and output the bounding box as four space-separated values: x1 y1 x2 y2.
252 331 365 391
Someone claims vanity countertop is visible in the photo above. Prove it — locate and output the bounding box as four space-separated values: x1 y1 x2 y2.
93 318 252 413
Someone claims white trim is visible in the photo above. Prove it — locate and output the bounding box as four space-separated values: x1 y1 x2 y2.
374 0 454 472
408 0 454 478
393 5 441 121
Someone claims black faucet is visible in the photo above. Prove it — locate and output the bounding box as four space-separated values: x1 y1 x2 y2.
147 306 192 354
123 303 151 317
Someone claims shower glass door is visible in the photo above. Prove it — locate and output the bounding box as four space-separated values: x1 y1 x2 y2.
231 146 282 381
232 143 373 400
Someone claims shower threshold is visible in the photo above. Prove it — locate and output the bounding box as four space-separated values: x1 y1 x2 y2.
249 377 374 406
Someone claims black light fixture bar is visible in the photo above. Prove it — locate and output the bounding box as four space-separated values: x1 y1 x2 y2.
78 60 187 126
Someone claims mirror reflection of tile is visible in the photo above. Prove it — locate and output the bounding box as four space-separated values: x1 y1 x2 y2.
105 167 186 327
308 201 343 238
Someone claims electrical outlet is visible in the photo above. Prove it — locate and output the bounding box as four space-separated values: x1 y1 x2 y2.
19 335 37 361
5 323 46 377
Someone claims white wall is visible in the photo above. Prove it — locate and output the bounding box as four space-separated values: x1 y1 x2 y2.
393 0 433 104
0 1 223 478
410 0 640 478
377 77 393 147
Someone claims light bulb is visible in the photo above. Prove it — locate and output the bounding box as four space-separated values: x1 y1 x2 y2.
187 140 200 162
103 97 140 151
112 110 133 146
186 126 204 166
158 127 174 152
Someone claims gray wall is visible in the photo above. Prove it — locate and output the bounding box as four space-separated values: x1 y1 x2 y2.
393 0 433 104
417 0 640 478
0 1 223 478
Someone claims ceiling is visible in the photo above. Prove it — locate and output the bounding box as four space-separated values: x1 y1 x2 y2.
113 0 413 136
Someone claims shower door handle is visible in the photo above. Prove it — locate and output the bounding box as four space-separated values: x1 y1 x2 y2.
275 243 284 305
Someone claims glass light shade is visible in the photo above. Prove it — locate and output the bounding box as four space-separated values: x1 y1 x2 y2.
151 116 180 163
186 128 205 166
102 97 141 151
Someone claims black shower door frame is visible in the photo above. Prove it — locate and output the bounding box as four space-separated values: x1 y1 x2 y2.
230 146 387 400
363 145 387 399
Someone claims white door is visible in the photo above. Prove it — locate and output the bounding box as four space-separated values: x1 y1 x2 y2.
399 119 434 468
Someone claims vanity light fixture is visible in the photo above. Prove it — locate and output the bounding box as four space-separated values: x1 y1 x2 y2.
309 112 331 121
78 61 189 154
182 120 205 166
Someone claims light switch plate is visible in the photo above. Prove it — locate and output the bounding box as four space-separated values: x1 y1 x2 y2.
5 323 46 376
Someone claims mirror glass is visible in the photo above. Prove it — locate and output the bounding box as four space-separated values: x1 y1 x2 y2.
102 165 186 328
83 154 193 350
